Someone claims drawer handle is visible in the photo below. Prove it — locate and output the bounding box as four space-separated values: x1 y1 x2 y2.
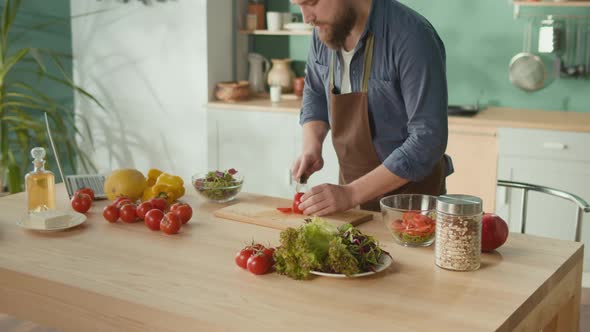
542 142 567 150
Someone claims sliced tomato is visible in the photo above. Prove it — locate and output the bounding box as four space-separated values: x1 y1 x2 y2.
413 214 435 225
394 212 436 237
402 211 420 221
413 226 433 234
391 219 405 232
277 207 293 213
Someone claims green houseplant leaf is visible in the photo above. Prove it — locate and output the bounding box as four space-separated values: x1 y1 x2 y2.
0 0 104 193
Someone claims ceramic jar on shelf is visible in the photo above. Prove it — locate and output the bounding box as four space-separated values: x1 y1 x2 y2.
267 59 295 93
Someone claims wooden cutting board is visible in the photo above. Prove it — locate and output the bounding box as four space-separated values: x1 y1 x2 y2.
213 196 373 230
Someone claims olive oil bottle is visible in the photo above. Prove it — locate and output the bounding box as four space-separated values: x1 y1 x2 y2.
25 147 55 212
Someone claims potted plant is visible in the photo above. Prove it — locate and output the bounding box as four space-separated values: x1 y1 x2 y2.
0 0 103 193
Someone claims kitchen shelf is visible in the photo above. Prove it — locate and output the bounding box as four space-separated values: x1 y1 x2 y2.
239 29 312 36
208 95 301 113
514 1 590 7
513 1 590 18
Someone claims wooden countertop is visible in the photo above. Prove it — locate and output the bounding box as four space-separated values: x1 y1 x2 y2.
207 97 590 132
0 185 584 331
207 95 303 114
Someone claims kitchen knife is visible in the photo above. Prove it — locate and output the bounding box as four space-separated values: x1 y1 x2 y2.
295 174 308 193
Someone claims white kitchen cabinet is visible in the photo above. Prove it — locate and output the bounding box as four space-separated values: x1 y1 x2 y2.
207 109 298 199
208 108 342 198
496 127 590 286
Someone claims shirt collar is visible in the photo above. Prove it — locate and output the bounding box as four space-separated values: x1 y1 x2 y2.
354 0 377 52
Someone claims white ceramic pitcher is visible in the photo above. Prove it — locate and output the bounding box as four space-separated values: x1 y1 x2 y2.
248 53 270 93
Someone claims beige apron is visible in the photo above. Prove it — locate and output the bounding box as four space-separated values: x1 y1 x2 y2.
329 33 446 212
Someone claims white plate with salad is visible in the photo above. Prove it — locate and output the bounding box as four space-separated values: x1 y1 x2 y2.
310 253 393 278
273 217 393 280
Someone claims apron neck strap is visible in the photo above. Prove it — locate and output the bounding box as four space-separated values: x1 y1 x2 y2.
329 32 375 94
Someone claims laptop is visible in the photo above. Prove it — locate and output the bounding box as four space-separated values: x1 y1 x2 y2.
44 113 107 200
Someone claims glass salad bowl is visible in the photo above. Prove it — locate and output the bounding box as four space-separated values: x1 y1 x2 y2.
380 194 437 247
191 169 244 203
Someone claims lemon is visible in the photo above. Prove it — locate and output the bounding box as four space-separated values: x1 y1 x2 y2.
104 169 147 201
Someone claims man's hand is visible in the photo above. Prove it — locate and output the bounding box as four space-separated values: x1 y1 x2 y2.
298 184 358 216
292 120 329 181
291 150 324 182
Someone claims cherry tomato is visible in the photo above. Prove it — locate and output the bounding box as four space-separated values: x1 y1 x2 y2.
75 187 95 201
170 203 193 224
136 202 153 220
262 247 275 257
120 204 138 223
292 192 304 214
262 247 275 265
102 205 120 223
160 212 181 235
149 197 168 211
112 197 133 209
71 193 92 213
112 197 128 206
276 207 292 213
247 253 272 275
235 247 254 269
144 209 164 231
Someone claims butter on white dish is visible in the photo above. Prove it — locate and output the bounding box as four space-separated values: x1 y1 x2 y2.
28 210 72 229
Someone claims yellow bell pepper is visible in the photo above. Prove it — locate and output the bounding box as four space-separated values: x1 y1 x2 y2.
156 173 184 189
146 168 163 187
141 171 185 204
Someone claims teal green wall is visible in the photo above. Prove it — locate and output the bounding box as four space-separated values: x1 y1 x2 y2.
253 0 590 113
6 0 73 114
2 0 74 176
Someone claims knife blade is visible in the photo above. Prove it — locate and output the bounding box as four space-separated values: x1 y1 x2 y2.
295 174 308 193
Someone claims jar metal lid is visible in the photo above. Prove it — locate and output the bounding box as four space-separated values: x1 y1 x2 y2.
436 194 482 216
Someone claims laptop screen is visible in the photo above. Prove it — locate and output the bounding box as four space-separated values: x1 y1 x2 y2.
44 113 107 200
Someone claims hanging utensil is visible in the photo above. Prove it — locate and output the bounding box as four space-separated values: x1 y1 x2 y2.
538 16 564 79
539 16 563 54
576 21 585 77
564 21 578 77
509 20 548 92
586 21 590 78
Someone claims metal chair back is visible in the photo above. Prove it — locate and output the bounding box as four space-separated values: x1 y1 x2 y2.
497 180 590 242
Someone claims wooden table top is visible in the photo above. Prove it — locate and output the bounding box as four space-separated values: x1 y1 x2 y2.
0 185 583 331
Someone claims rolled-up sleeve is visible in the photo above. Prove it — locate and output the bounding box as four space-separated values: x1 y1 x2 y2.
383 26 448 182
300 31 330 126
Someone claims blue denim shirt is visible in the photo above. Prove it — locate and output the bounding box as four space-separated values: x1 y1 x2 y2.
300 0 453 182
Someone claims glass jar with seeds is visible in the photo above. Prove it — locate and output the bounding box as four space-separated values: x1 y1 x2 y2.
435 195 483 272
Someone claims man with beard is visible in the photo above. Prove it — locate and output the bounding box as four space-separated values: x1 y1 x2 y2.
291 0 452 215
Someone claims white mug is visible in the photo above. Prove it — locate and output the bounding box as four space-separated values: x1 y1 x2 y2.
270 85 282 102
266 12 282 31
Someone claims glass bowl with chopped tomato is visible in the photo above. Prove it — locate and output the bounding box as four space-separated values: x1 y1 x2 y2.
380 194 437 247
192 169 244 203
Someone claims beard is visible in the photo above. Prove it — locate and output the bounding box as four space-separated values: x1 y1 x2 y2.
316 5 357 50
